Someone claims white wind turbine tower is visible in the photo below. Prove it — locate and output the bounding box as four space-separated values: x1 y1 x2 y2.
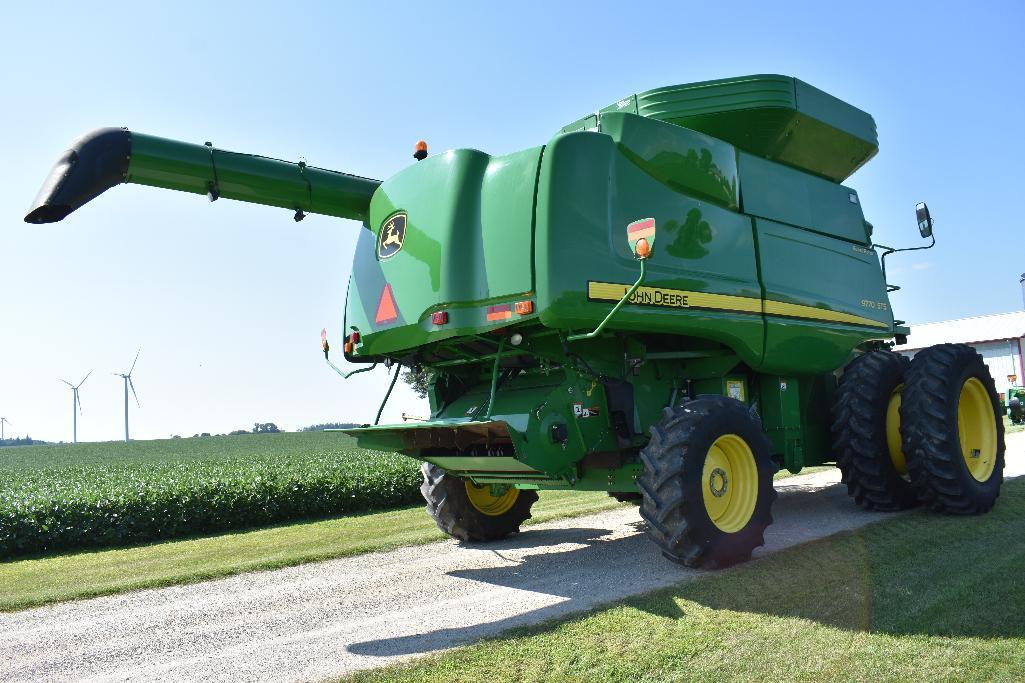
114 349 141 443
0 416 12 440
59 371 92 444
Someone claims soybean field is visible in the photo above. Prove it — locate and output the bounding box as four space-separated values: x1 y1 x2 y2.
0 432 423 558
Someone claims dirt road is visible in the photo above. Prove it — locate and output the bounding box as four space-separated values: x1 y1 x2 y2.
3 432 1022 682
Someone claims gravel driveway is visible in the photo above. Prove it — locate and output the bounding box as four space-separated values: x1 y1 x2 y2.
3 432 1023 682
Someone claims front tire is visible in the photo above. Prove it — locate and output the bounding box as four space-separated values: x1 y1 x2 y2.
638 396 776 568
420 463 538 541
901 343 1004 514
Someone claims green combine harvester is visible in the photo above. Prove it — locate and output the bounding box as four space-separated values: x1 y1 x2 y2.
27 74 1005 567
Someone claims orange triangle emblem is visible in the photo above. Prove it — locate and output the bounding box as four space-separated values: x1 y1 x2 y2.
375 283 398 324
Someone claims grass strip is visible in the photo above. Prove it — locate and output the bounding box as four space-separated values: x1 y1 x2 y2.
0 489 623 612
349 478 1025 683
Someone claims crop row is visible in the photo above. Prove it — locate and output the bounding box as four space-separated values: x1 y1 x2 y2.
0 444 423 558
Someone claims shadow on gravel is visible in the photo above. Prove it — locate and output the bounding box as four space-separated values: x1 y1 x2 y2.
347 523 674 657
350 479 1025 658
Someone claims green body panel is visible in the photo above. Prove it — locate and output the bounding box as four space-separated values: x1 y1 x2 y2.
344 147 542 356
128 133 379 222
756 218 892 373
532 128 766 369
739 152 869 244
599 112 739 210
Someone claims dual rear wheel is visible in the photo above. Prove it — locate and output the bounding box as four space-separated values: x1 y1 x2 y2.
833 344 1004 514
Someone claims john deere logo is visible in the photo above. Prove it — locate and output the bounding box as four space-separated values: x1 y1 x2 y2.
378 213 406 260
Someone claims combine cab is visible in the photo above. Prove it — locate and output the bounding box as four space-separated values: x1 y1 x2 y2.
27 74 1005 567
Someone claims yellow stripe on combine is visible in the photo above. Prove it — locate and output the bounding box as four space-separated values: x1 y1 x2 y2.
587 281 889 330
761 299 889 329
587 282 762 314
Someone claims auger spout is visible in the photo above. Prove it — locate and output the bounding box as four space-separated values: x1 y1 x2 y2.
25 128 380 224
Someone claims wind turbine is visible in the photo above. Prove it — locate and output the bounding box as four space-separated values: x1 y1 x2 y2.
59 371 92 444
0 417 11 441
114 349 141 443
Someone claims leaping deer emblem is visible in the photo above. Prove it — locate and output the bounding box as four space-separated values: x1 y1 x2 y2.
378 214 406 259
382 223 402 247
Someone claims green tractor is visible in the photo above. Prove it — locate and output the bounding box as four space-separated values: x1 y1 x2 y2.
26 74 1005 567
1008 386 1025 425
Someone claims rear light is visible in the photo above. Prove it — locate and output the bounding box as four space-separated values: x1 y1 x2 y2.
344 341 354 354
349 331 360 344
514 300 534 315
431 311 449 325
486 304 513 321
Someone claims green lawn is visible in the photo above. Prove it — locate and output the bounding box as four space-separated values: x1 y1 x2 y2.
0 489 624 612
349 478 1025 683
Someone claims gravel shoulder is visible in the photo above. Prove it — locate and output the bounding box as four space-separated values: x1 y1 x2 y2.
3 432 1022 683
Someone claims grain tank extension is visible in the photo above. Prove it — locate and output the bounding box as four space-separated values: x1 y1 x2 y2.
27 75 1005 568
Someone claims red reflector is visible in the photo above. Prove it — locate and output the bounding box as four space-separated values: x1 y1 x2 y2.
514 300 534 315
486 304 513 321
431 311 449 325
375 284 398 324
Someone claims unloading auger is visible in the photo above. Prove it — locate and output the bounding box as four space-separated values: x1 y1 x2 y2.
25 127 379 225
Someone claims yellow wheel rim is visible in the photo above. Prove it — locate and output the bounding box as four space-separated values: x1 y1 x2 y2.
957 377 997 482
464 481 519 516
701 434 759 533
886 384 907 475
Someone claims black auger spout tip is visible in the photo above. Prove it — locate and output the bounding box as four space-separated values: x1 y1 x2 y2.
24 127 132 224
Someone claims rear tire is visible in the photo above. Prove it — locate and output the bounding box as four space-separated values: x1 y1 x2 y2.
832 351 918 511
901 343 1004 514
420 463 538 541
638 396 776 568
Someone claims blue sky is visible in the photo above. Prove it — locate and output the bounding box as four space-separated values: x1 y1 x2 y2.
1 1 1022 442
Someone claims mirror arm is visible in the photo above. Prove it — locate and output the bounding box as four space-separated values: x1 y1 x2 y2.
878 233 936 291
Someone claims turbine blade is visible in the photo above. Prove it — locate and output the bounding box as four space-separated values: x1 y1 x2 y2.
59 378 73 387
78 370 93 387
76 391 82 414
129 377 140 408
129 348 140 375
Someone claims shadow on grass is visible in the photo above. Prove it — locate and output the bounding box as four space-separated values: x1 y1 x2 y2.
664 477 1025 639
349 478 1025 658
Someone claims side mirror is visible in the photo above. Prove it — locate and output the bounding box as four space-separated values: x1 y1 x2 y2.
627 217 656 260
915 202 933 238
